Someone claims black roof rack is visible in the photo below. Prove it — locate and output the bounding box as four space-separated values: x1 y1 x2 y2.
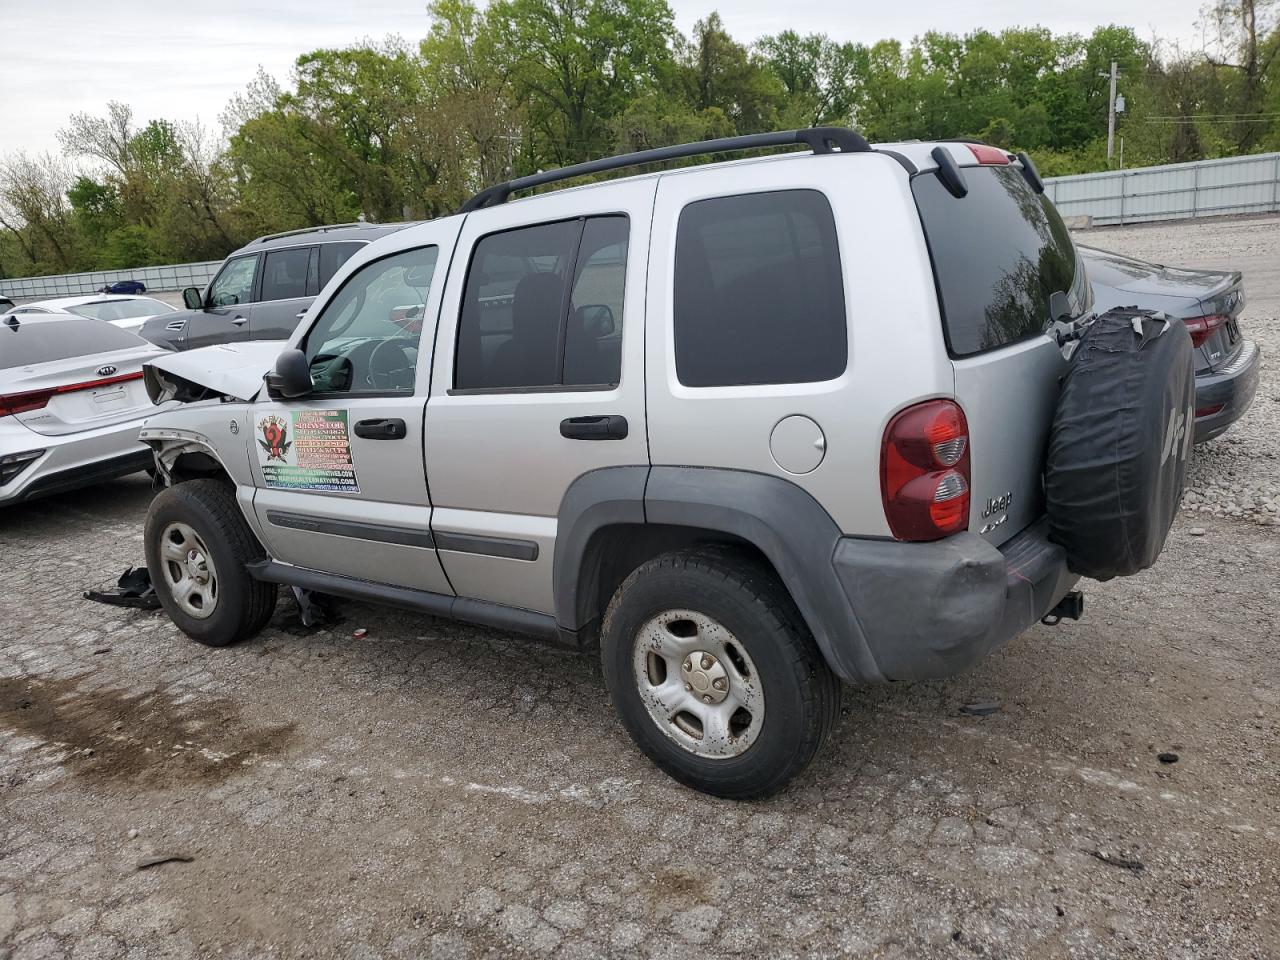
458 127 872 213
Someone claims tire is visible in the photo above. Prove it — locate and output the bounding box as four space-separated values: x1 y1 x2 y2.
601 546 841 800
144 479 277 647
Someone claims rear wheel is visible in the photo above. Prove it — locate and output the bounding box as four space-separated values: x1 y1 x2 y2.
144 479 276 647
601 547 840 800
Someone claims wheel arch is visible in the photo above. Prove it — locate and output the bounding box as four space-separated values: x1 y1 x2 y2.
554 466 884 682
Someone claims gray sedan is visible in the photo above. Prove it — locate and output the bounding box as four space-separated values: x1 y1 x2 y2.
1080 244 1261 442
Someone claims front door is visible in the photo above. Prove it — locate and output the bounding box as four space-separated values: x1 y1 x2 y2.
186 253 259 350
425 180 654 615
249 221 461 594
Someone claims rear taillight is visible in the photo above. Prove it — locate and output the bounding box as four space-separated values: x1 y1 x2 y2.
1183 314 1227 348
880 399 971 541
966 143 1011 165
0 371 142 417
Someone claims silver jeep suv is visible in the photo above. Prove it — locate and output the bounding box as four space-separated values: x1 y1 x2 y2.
140 129 1099 799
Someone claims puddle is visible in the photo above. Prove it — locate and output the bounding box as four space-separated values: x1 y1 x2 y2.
0 673 295 785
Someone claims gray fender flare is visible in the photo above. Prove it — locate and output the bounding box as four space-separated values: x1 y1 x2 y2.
554 465 885 683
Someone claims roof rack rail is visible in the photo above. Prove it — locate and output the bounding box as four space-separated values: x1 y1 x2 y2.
458 127 872 213
252 222 369 244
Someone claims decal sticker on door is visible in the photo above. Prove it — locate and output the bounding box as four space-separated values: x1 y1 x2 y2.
255 409 360 493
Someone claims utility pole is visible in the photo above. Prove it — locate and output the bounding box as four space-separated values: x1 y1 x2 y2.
1103 60 1119 163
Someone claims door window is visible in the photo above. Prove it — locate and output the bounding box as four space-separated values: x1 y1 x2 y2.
454 215 629 391
673 190 846 387
260 247 311 302
319 241 365 286
208 255 259 307
303 246 439 396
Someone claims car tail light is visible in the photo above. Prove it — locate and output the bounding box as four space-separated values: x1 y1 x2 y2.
0 371 142 417
1183 314 1227 348
966 143 1011 165
0 449 45 486
880 400 971 541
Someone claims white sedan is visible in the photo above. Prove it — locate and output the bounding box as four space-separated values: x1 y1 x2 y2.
1 313 170 505
7 294 177 333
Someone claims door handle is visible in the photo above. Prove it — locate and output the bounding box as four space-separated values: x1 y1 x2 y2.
354 417 407 440
295 311 306 319
231 316 248 326
560 415 628 441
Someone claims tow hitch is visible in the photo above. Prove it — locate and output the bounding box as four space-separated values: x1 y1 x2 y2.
1041 590 1084 626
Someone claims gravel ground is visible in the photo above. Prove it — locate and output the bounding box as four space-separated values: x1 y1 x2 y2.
1 215 1278 960
1077 215 1279 527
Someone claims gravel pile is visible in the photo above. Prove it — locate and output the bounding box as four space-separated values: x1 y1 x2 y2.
1076 214 1280 527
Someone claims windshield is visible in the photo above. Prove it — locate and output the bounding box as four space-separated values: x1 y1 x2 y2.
65 298 176 322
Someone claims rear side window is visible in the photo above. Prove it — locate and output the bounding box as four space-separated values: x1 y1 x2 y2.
913 165 1088 357
1 318 145 369
673 189 846 387
319 242 364 286
261 247 311 302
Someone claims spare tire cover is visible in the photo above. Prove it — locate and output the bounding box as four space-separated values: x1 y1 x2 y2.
1045 309 1195 581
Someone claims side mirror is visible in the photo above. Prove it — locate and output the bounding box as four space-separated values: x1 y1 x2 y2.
575 303 616 338
182 287 204 310
264 348 314 399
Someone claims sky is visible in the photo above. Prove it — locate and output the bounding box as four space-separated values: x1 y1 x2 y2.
0 0 1216 158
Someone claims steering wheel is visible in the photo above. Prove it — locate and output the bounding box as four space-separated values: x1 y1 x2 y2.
367 339 415 390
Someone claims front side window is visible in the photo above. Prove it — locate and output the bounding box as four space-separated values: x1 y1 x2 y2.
673 190 847 387
208 255 259 307
303 246 439 395
261 247 311 302
454 215 630 391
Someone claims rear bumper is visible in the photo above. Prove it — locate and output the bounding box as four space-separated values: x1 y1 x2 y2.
831 519 1079 681
0 415 154 505
1194 339 1260 443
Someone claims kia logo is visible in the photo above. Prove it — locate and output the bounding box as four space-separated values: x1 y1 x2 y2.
96 365 117 376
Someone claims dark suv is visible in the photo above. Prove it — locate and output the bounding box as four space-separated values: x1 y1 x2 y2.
138 222 414 351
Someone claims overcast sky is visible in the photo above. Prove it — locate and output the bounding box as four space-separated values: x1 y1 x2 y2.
0 0 1214 158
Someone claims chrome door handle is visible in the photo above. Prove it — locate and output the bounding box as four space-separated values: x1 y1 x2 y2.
231 316 248 326
295 311 307 319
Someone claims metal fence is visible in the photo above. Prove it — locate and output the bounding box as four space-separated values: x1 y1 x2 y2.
0 260 220 300
1045 152 1280 226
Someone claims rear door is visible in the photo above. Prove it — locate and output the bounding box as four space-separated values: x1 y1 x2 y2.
250 245 316 341
249 222 461 593
424 180 653 615
912 154 1089 544
185 253 259 349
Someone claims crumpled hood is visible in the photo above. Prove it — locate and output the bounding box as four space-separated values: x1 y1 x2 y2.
144 340 286 404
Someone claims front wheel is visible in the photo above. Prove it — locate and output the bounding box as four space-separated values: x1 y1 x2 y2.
144 479 277 647
601 547 840 800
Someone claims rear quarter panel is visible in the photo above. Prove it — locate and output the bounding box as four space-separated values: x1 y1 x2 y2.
644 153 954 537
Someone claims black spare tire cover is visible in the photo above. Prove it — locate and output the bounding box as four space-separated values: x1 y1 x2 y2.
1045 308 1195 581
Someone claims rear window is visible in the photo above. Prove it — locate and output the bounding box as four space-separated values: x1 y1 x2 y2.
65 298 175 321
0 318 146 369
913 164 1088 357
674 189 846 387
